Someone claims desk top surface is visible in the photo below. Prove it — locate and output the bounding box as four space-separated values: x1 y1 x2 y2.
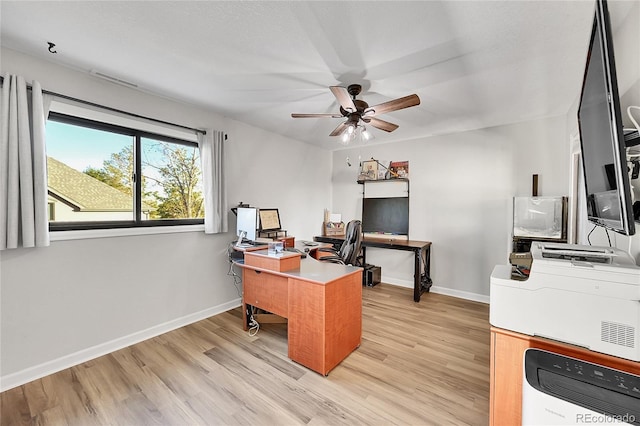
315 235 431 250
238 250 361 284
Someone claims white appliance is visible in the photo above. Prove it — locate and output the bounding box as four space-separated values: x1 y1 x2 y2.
522 349 639 425
490 243 640 361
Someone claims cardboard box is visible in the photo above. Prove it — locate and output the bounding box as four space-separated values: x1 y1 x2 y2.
323 221 345 236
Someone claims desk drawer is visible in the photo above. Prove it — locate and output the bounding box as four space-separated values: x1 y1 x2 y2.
243 269 288 318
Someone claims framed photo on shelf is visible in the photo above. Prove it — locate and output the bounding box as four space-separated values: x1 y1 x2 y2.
389 161 409 178
377 160 390 180
359 160 378 180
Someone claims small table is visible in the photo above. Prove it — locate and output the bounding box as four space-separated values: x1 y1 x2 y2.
313 235 432 302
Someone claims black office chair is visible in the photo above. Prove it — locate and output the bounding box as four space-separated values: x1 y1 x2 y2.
317 220 363 266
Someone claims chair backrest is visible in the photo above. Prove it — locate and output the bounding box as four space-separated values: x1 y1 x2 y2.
338 220 363 266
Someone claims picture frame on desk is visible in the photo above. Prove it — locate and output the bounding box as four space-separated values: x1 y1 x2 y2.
259 208 281 231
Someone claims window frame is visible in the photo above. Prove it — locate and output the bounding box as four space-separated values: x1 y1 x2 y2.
47 112 204 231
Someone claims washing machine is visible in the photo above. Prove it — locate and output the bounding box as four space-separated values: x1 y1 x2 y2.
522 348 640 425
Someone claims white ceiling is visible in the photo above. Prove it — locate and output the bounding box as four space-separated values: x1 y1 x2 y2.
0 0 621 150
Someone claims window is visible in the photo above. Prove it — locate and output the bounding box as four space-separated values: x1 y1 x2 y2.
46 112 204 230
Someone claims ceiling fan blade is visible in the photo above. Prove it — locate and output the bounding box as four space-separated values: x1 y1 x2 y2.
330 86 357 113
368 117 399 133
291 113 343 118
365 94 420 117
329 121 349 137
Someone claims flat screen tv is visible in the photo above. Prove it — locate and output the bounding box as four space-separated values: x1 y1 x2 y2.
578 0 635 236
362 197 409 235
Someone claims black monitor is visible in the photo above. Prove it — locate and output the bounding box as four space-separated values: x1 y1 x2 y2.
362 197 409 235
578 0 635 236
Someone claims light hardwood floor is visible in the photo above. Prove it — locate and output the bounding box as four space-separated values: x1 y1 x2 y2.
1 284 491 425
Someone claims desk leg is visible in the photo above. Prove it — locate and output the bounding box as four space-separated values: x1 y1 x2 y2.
242 302 250 331
413 246 433 302
424 246 431 283
414 249 421 302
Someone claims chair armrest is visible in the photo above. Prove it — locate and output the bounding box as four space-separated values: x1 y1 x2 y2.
317 247 339 255
318 255 345 265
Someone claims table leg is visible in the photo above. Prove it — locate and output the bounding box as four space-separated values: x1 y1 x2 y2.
242 302 249 331
422 246 433 294
414 246 433 302
414 249 421 302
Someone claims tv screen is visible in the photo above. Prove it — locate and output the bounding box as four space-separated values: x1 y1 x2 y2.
362 197 409 235
578 0 635 236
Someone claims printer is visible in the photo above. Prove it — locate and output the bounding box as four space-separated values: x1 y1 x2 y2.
490 242 640 361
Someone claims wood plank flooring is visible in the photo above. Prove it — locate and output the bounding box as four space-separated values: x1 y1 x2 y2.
1 284 491 425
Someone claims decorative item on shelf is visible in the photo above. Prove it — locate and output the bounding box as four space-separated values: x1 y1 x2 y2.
359 159 378 181
377 160 390 180
357 158 402 182
389 161 409 179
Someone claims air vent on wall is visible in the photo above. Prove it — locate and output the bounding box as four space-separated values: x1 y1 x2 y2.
89 70 138 88
601 321 635 348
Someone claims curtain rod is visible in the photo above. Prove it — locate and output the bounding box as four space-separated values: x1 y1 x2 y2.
0 75 207 136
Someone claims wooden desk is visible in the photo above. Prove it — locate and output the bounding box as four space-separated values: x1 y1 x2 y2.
314 235 432 302
490 327 640 425
237 250 362 376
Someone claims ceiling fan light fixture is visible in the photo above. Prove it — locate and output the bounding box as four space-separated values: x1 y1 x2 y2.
362 126 372 141
347 124 355 135
291 84 420 143
341 131 351 144
338 124 372 146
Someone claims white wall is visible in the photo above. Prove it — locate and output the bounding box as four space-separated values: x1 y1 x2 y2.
0 48 331 390
332 116 570 302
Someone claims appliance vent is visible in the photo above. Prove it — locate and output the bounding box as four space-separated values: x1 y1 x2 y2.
89 70 138 88
601 321 635 348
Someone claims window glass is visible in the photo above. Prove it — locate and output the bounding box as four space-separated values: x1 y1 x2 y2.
141 138 204 220
45 114 204 229
46 120 134 223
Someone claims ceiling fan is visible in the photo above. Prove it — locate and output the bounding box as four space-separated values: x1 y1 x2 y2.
291 84 420 139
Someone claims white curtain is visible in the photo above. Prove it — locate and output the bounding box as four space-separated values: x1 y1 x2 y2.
199 129 228 234
1 75 51 250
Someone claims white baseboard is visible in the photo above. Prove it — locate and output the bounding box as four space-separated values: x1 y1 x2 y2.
429 285 490 304
381 277 489 304
0 299 241 393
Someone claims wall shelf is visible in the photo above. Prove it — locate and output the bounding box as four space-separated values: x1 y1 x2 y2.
357 178 409 185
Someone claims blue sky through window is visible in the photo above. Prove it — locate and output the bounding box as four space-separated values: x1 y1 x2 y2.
45 120 131 172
